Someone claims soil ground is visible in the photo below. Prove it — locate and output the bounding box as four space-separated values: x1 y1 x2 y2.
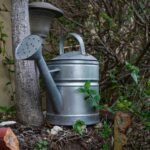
0 114 149 150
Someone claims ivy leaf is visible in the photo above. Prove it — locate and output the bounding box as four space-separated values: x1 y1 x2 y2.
84 81 91 90
85 95 90 100
79 88 86 93
94 95 100 103
2 56 14 65
89 89 97 95
92 100 98 108
73 120 86 135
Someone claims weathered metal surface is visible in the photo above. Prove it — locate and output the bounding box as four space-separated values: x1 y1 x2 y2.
15 33 100 125
47 33 100 125
29 2 63 38
15 35 63 113
29 2 63 17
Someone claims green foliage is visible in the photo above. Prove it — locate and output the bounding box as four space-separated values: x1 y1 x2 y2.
125 61 140 84
100 12 116 29
140 110 150 129
72 120 86 135
79 81 101 110
127 6 134 20
0 105 16 113
114 96 132 111
95 121 111 149
109 68 118 84
147 79 150 87
34 140 48 150
99 121 112 140
111 95 150 129
101 144 109 150
2 56 14 65
0 20 15 102
144 79 150 96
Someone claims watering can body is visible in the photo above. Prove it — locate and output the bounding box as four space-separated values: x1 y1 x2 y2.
46 33 100 125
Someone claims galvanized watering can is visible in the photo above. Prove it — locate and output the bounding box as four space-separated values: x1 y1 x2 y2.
15 33 99 125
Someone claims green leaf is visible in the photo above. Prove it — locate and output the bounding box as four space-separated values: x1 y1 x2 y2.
79 88 86 93
7 106 16 113
84 81 91 89
100 121 112 139
144 89 150 96
147 79 150 87
0 106 8 112
100 12 112 25
144 122 150 128
89 89 97 95
127 6 134 20
92 100 98 108
2 56 14 65
102 144 109 150
0 106 16 113
85 95 90 100
34 139 48 150
79 81 101 110
125 61 140 84
125 61 139 73
131 72 139 84
94 95 100 102
73 120 86 135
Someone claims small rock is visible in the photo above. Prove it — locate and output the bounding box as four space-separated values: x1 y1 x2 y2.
95 122 103 129
86 138 92 143
50 126 63 135
0 121 16 126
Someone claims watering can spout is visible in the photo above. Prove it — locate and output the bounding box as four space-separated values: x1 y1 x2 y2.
15 35 63 113
37 52 63 113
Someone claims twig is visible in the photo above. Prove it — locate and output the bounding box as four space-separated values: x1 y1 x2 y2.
124 0 145 24
101 0 112 17
135 41 150 65
64 45 80 50
64 16 85 28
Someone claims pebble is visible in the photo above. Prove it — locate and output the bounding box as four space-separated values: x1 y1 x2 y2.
50 126 63 135
0 121 16 126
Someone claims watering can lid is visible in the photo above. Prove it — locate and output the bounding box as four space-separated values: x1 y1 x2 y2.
51 51 97 61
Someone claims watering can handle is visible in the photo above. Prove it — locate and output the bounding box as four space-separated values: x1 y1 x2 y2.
59 33 86 55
